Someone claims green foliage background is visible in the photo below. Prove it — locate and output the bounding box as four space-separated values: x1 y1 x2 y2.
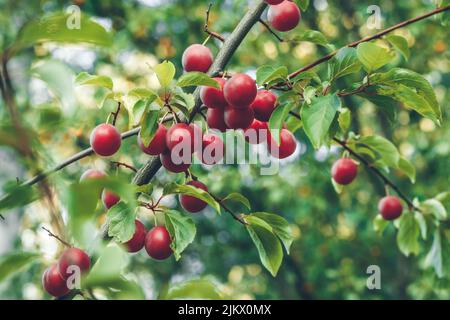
0 0 449 299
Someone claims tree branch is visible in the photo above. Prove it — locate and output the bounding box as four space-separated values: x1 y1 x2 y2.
287 4 450 80
288 111 420 211
259 18 284 42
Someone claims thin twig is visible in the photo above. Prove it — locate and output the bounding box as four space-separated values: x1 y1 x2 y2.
259 19 284 42
211 193 248 225
42 226 72 247
111 102 121 126
204 3 225 42
111 161 138 173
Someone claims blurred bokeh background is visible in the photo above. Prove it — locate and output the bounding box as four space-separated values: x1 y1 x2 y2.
0 0 449 299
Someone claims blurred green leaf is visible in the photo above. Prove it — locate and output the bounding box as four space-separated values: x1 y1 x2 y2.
291 30 332 49
356 135 400 168
424 230 443 278
0 252 40 282
421 199 447 221
0 184 38 214
256 65 288 86
31 60 77 113
397 156 416 183
13 12 112 51
75 72 113 90
160 278 226 300
338 108 351 133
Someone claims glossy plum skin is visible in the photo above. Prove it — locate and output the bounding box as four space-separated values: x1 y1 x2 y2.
80 169 106 182
42 264 70 297
145 226 173 260
378 196 403 220
223 74 257 108
57 248 91 280
250 90 277 122
138 124 168 156
200 77 227 108
160 151 191 173
199 133 225 165
268 1 301 32
90 124 121 157
224 106 255 130
102 190 120 209
265 0 284 4
182 44 213 73
206 108 228 132
166 123 194 153
245 119 269 144
267 128 297 159
331 158 358 185
180 180 209 213
125 220 147 253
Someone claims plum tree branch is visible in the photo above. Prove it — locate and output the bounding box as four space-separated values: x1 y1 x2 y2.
204 3 225 42
287 4 450 80
288 111 420 212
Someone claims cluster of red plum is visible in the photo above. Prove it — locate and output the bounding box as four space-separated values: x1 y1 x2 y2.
331 158 404 221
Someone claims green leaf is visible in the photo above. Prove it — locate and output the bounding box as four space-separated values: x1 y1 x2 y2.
356 135 400 168
250 212 293 254
135 183 154 195
75 72 113 90
396 213 420 257
424 230 443 278
161 278 226 300
163 182 220 214
0 252 40 282
301 93 341 149
370 68 441 122
373 214 389 235
245 216 283 277
164 210 196 261
31 60 77 113
328 47 361 81
154 61 176 88
385 35 410 60
177 72 220 88
297 0 310 11
128 88 158 100
397 157 416 183
338 108 351 133
414 211 427 240
331 178 343 194
291 30 331 49
357 88 398 123
268 102 293 145
139 101 160 147
356 42 395 72
285 115 302 133
67 177 136 246
85 245 144 299
0 184 38 214
107 202 137 243
13 12 113 52
421 199 447 221
222 193 251 210
256 65 288 86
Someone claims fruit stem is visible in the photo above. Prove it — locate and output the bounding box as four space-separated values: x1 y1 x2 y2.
258 18 284 42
